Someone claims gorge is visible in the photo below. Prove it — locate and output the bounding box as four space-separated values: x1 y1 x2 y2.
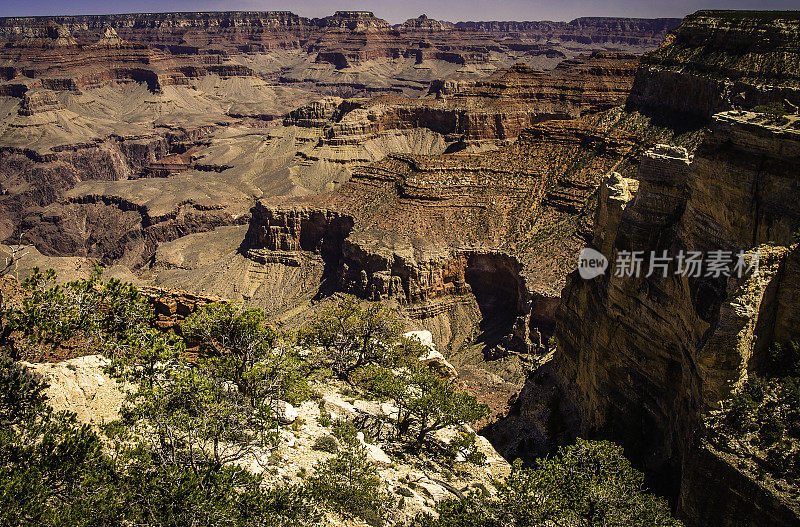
1 7 799 527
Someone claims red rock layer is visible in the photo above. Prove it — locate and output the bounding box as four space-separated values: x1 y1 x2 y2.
285 52 639 142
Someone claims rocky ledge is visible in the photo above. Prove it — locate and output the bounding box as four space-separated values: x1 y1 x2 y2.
25 351 510 525
628 10 800 120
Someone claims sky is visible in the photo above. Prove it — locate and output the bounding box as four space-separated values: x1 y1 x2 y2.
0 0 797 23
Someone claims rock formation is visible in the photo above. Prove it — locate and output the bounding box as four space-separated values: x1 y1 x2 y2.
27 350 510 525
550 18 800 523
236 113 653 375
23 355 126 426
286 51 638 145
0 10 672 254
0 25 253 95
8 9 800 525
3 47 640 265
317 11 390 30
628 10 800 120
399 15 455 31
0 12 679 58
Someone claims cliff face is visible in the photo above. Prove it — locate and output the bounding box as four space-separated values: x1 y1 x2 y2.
317 11 390 30
553 110 800 524
238 113 651 375
542 13 800 525
453 17 680 47
628 10 800 120
0 11 675 101
0 12 678 53
8 46 641 264
19 194 244 268
679 440 800 527
0 25 255 95
399 15 455 31
300 52 638 143
0 10 669 252
0 124 233 244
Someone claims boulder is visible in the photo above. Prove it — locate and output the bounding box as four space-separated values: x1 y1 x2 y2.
356 431 392 466
405 330 459 379
275 400 299 424
24 355 125 426
419 348 458 379
404 330 435 349
380 402 400 421
416 480 451 501
322 393 357 420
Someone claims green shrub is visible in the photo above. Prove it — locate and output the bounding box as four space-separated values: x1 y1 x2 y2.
0 357 123 526
760 413 786 446
282 367 311 406
0 355 47 427
367 365 489 447
725 389 760 432
332 418 360 445
318 409 332 428
307 443 393 526
0 353 320 527
709 340 800 490
444 431 487 466
767 341 800 378
753 102 788 122
5 267 182 370
413 439 682 527
299 296 410 382
312 434 340 454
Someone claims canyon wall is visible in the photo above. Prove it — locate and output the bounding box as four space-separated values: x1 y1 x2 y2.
237 111 656 375
553 100 800 527
628 10 800 121
296 52 639 143
486 11 800 525
0 9 663 258
0 12 679 53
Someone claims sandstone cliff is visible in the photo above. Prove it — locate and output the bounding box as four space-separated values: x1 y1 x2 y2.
529 14 800 524
628 10 800 121
290 52 638 144
553 111 800 525
0 12 678 57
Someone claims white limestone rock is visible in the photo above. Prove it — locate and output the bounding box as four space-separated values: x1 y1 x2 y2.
357 431 392 466
275 400 299 424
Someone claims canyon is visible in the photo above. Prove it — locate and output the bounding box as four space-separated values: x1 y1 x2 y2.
1 7 799 527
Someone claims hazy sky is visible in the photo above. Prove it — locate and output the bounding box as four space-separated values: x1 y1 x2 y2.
0 0 797 23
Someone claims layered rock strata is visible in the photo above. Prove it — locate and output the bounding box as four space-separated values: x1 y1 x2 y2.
0 12 678 101
0 10 672 260
553 112 800 525
240 116 646 365
628 10 800 120
286 52 638 144
0 13 679 56
0 25 254 95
